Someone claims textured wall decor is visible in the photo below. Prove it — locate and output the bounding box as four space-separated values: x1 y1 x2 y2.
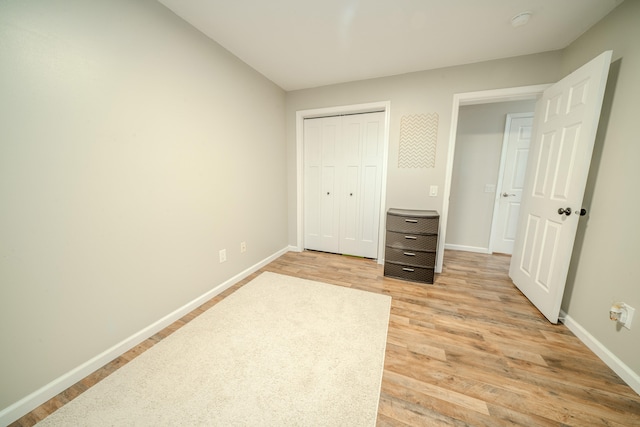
398 113 438 168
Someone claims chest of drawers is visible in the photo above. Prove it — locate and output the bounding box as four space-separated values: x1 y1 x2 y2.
383 209 439 284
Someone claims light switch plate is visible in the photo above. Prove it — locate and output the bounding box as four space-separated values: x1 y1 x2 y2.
429 185 438 197
485 184 496 193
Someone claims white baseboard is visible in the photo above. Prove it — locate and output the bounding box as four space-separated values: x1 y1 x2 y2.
0 246 291 427
560 310 640 395
444 244 491 254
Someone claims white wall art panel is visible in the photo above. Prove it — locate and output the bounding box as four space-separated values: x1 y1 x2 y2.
398 113 438 168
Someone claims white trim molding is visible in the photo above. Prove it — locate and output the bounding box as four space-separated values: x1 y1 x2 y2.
561 311 640 395
444 244 492 254
0 246 292 426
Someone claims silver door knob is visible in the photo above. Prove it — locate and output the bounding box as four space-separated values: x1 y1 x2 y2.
502 192 516 197
558 207 572 216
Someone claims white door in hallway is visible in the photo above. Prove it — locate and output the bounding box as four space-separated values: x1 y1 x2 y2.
304 112 385 258
510 51 612 324
491 113 534 255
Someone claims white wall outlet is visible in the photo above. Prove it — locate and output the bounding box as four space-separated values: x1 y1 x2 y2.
240 242 246 253
610 302 635 330
623 303 635 330
429 185 438 197
219 249 227 263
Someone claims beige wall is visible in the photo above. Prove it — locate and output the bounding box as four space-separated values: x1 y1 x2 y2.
447 100 536 250
285 52 562 247
0 0 287 409
560 0 640 376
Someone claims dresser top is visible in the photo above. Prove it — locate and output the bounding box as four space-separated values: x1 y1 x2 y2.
388 208 439 218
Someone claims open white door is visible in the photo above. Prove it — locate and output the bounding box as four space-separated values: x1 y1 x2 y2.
510 50 612 324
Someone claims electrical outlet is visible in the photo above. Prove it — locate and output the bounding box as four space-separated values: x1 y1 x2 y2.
240 242 246 253
623 303 635 330
219 249 227 263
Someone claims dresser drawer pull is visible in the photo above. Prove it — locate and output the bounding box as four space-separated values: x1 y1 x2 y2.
403 252 416 256
404 236 418 240
405 219 418 223
402 268 415 272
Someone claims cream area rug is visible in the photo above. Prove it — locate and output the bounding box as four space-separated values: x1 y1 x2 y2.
37 272 391 426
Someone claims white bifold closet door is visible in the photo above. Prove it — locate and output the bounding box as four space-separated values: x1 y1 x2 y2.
304 112 385 259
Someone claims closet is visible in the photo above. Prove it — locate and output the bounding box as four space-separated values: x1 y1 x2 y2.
303 111 385 259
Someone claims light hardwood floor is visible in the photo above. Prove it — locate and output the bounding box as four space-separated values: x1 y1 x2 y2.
11 250 640 426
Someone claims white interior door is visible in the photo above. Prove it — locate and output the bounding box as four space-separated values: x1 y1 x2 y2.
491 113 534 254
303 116 341 253
510 50 612 324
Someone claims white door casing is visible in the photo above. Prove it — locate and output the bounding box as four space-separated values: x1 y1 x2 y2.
509 50 612 324
303 111 385 258
490 113 534 254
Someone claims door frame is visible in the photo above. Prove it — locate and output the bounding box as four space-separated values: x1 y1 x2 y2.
295 101 391 263
488 112 535 254
438 85 551 273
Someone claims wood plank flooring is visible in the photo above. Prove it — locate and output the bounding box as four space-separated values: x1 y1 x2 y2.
10 250 640 426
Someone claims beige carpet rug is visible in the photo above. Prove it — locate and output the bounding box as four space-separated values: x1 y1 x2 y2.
37 272 391 426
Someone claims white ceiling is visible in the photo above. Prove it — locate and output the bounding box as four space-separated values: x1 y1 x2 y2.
157 0 623 91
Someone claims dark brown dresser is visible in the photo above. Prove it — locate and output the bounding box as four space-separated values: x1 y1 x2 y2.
384 209 439 284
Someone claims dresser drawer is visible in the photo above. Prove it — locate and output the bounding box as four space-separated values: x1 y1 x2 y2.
387 210 439 234
385 247 436 267
385 231 438 251
384 262 434 284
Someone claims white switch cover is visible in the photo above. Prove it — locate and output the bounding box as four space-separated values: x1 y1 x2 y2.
484 184 496 193
429 185 438 197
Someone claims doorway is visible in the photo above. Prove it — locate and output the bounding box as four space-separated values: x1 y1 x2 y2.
303 111 386 258
437 85 551 273
295 101 391 263
445 101 535 255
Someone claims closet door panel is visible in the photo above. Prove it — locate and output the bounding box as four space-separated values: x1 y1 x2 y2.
356 113 385 258
321 117 341 253
304 117 340 253
361 165 378 244
339 118 361 255
305 166 321 238
303 119 322 250
341 166 360 255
